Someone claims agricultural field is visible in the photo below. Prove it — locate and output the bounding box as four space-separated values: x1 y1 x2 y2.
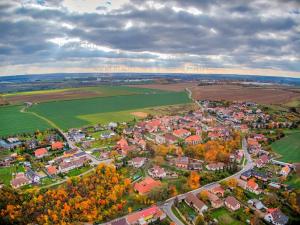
29 91 191 130
0 105 52 137
271 130 300 163
78 103 196 125
2 86 166 104
132 83 300 104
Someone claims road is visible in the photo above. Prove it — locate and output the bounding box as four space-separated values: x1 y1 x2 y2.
161 137 254 225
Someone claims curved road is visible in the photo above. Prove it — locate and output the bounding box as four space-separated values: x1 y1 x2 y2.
161 138 253 225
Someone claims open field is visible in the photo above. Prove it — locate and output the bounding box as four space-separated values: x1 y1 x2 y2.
271 130 300 163
79 103 196 125
0 165 24 186
131 83 300 104
0 105 52 136
29 92 191 130
2 86 167 104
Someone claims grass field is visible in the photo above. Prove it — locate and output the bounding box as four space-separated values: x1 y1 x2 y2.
0 164 24 186
285 174 300 189
30 91 191 130
0 105 52 136
271 130 300 163
211 208 246 225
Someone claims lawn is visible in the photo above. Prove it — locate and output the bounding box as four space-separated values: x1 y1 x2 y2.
211 208 246 225
0 105 52 137
271 130 300 163
177 202 197 220
30 91 191 130
285 174 300 189
65 166 91 177
0 164 25 186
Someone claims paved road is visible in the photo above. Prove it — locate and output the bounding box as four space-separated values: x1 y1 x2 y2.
161 137 254 225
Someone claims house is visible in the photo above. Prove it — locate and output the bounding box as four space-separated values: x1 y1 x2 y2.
111 218 129 225
264 208 288 225
164 133 177 144
130 157 146 168
46 165 58 176
206 162 224 171
175 156 189 169
185 135 202 145
126 205 166 225
148 166 166 179
280 165 291 177
11 172 30 188
173 128 191 138
26 169 40 183
34 148 48 158
210 184 225 197
134 177 162 195
185 193 208 214
117 138 129 150
51 141 64 150
188 158 203 170
59 156 87 173
252 171 268 182
207 192 224 208
248 199 265 210
237 178 247 189
255 154 269 168
225 196 240 211
247 179 261 194
241 169 252 180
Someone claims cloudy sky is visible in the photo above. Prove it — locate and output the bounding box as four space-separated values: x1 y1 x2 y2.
0 0 300 77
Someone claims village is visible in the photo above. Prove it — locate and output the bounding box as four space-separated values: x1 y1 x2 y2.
0 100 299 225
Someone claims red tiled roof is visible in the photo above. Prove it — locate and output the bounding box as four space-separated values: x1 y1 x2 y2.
46 165 57 175
127 205 163 224
134 177 162 195
34 148 48 157
52 141 64 150
173 128 190 136
247 179 258 190
225 196 239 208
185 135 201 142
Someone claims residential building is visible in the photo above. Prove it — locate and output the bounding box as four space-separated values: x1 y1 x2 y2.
185 193 208 214
264 208 288 225
206 162 225 171
148 166 166 179
175 156 189 169
225 196 240 211
185 135 202 145
126 205 166 225
280 165 291 177
51 141 64 150
130 157 146 168
34 148 48 158
11 172 30 188
134 177 162 195
173 128 191 138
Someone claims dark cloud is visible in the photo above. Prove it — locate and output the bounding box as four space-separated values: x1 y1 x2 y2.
0 0 299 73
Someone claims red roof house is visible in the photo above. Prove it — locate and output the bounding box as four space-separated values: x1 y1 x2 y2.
185 135 202 145
51 141 64 150
34 148 48 158
173 129 191 138
134 177 162 195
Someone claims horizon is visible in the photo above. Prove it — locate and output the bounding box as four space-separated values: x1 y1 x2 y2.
0 0 300 77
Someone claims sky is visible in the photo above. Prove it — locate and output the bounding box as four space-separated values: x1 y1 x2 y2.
0 0 299 77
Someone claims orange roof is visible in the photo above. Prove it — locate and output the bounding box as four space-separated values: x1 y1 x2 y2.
134 177 162 195
34 148 48 157
127 205 163 224
46 165 57 175
247 179 258 190
173 129 190 136
52 141 64 150
117 138 128 149
281 165 290 173
185 135 201 142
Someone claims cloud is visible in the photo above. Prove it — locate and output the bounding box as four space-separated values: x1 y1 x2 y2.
0 0 299 76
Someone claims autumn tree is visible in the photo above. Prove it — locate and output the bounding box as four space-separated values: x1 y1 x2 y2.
187 171 200 189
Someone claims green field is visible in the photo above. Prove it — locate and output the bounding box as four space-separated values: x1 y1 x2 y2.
30 91 191 130
0 165 25 186
0 105 52 136
271 130 300 163
211 208 246 225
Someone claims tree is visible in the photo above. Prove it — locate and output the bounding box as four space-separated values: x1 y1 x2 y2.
195 215 205 225
187 171 200 189
199 190 209 201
